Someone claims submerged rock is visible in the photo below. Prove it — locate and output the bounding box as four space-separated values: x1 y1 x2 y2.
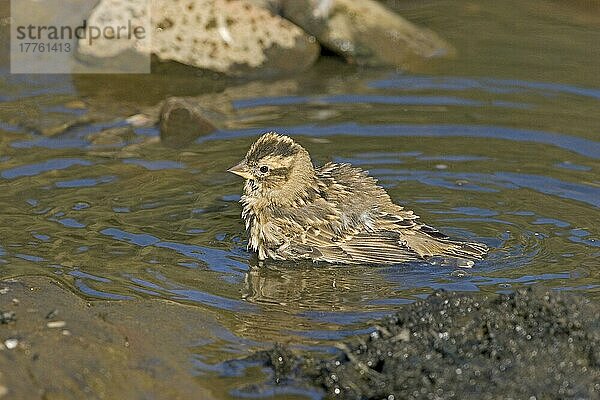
159 97 218 147
126 78 300 145
0 311 15 324
76 0 320 76
87 126 137 146
272 0 453 68
251 288 600 399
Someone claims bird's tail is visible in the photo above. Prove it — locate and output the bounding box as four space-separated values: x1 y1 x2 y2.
404 232 488 261
438 240 488 260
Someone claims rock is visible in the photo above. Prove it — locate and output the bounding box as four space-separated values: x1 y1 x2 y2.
46 321 67 329
0 311 15 324
246 288 600 399
159 97 218 147
86 126 137 146
276 0 453 68
127 78 299 146
2 339 18 350
0 96 95 136
76 0 320 77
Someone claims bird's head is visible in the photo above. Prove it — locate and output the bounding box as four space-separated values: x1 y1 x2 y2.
228 132 316 202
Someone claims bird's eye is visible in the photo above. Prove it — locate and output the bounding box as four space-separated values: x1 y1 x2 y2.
259 165 269 174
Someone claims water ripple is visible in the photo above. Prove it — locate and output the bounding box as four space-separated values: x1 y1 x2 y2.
199 123 600 159
1 158 92 179
369 74 600 100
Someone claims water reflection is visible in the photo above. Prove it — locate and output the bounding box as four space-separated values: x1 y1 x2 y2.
242 262 409 311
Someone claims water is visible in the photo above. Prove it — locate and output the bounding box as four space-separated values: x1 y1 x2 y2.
0 0 599 397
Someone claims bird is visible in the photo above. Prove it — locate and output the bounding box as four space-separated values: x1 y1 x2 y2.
228 132 488 265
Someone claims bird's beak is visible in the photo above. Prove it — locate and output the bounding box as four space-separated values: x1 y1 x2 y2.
227 160 253 179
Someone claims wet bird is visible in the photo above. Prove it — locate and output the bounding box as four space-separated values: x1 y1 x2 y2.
228 132 487 265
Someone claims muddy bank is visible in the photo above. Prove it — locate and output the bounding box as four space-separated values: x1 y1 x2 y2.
251 288 600 399
0 276 219 400
0 279 599 399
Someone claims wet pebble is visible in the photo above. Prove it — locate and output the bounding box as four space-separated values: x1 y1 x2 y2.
0 311 15 324
569 267 590 279
3 339 18 350
64 100 87 110
47 321 67 329
450 269 472 278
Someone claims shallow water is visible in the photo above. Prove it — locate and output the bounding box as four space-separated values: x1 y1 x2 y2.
1 0 599 397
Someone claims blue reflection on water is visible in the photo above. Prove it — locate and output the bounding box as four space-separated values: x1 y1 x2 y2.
74 279 133 300
171 288 257 312
55 218 86 228
100 227 249 274
1 158 92 179
368 74 600 100
55 175 116 188
122 159 185 170
198 123 600 159
233 94 488 109
100 228 160 247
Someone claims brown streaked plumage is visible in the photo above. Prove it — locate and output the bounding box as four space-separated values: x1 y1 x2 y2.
228 132 488 265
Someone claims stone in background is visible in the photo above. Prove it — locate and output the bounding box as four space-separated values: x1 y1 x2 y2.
76 0 320 76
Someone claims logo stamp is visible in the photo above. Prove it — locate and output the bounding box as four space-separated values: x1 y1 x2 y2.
10 0 151 74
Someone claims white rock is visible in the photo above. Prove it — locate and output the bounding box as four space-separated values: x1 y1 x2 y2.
4 339 18 350
77 0 319 76
47 321 67 329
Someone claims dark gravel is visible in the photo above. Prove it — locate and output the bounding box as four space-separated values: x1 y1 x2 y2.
255 288 600 399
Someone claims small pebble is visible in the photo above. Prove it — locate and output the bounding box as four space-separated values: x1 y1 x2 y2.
450 270 472 278
0 311 16 324
0 288 8 295
457 260 475 268
307 137 332 143
47 321 66 329
126 113 153 127
435 164 448 170
4 339 18 350
64 100 86 109
569 268 590 279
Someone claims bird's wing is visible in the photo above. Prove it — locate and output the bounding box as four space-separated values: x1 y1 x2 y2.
318 163 422 231
264 163 424 264
332 231 421 264
278 224 422 265
373 211 487 259
269 200 422 264
272 163 486 263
